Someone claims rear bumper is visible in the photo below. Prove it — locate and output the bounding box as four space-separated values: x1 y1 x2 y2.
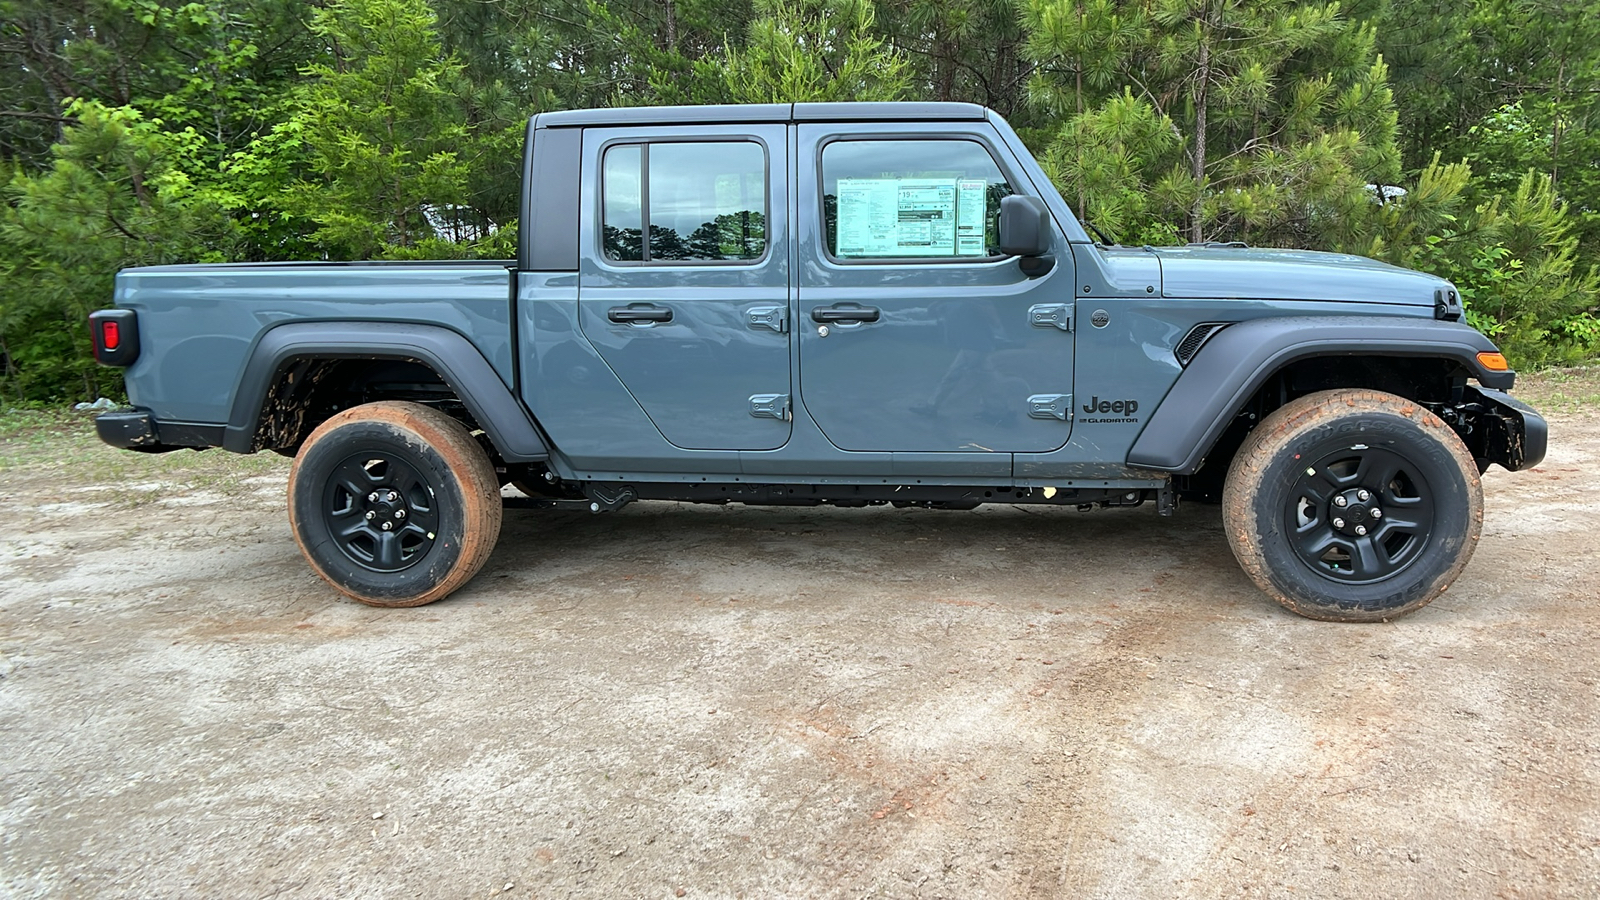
1470 388 1548 472
95 409 225 453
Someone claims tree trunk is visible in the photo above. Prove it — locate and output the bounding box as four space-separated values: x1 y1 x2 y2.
1552 58 1564 190
1190 35 1209 244
936 37 956 102
1076 1 1086 221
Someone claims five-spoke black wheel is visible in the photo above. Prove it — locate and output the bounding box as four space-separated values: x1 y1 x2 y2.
1223 389 1483 622
322 452 442 572
1283 445 1436 584
289 401 502 607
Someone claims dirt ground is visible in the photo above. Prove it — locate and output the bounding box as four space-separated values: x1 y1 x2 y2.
2 373 1598 899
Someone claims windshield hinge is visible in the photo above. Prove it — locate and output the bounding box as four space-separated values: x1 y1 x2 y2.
746 305 788 333
1027 394 1073 421
1028 304 1073 332
749 393 791 421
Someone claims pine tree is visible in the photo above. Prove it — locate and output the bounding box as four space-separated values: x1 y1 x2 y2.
1023 0 1403 248
0 101 238 399
281 0 470 256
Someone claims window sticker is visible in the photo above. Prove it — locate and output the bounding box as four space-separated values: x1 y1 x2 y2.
956 179 987 257
837 178 971 257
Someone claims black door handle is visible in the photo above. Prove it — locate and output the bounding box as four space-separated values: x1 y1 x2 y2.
811 305 881 324
608 305 673 324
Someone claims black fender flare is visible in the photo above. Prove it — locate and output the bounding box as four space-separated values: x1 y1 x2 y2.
223 321 549 462
1127 316 1513 474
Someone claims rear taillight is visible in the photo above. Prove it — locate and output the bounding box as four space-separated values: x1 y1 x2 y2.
89 309 139 366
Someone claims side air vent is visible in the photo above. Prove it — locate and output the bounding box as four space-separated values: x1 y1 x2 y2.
1175 322 1229 366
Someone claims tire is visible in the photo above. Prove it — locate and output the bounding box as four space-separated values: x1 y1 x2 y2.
288 401 502 607
1222 389 1483 622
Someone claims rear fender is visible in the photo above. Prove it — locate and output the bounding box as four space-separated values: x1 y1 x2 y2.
224 322 549 462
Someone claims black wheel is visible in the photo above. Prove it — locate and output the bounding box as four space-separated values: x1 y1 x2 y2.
1222 389 1483 622
288 401 502 607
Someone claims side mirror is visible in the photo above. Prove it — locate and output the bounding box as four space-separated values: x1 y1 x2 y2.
998 195 1051 257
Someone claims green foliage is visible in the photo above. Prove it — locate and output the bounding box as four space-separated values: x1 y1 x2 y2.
719 0 910 103
1036 89 1185 240
276 0 472 257
2 0 1599 400
874 0 1031 116
0 101 239 400
1023 0 1402 248
1408 172 1600 365
645 0 910 104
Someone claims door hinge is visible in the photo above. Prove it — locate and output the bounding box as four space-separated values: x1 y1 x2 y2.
1027 393 1073 421
749 393 791 421
1028 303 1073 332
746 305 788 334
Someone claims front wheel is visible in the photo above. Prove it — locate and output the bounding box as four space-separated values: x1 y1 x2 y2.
288 401 503 607
1222 389 1483 622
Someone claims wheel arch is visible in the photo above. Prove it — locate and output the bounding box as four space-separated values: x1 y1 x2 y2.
1128 315 1514 476
223 321 549 462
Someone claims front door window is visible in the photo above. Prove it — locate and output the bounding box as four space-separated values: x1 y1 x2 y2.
821 140 1015 261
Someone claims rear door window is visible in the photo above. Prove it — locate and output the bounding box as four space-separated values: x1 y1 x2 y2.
601 141 768 264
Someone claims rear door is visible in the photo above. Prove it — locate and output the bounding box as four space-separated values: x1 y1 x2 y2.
578 124 791 451
795 124 1076 456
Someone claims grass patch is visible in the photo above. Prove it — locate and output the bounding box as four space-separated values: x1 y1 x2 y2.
0 408 100 470
1513 366 1600 414
0 407 290 490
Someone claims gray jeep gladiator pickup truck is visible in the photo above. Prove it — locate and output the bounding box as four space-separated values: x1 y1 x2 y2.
89 101 1547 622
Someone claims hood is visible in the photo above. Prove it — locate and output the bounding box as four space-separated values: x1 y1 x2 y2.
1150 246 1450 307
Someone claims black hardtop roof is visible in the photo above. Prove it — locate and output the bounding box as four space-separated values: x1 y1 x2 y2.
534 101 989 129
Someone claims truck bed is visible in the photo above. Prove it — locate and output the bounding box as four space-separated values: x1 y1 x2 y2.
115 260 515 427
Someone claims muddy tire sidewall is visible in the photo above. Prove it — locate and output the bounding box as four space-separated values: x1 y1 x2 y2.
1222 390 1483 622
288 402 501 607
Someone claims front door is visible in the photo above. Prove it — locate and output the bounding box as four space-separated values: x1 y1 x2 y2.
795 127 1076 454
578 124 791 451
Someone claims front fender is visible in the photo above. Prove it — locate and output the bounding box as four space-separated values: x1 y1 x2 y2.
223 321 549 462
1127 316 1513 474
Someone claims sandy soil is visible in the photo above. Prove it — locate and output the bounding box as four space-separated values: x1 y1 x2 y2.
1 391 1597 898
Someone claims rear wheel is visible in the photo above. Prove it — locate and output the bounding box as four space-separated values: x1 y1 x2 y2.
288 401 502 607
1222 389 1483 622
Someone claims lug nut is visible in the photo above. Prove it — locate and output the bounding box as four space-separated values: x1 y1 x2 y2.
368 492 379 502
365 511 376 520
381 522 392 531
1333 517 1346 529
1334 496 1348 507
395 509 406 519
1357 489 1370 502
1371 508 1382 519
386 491 398 502
1355 524 1368 536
